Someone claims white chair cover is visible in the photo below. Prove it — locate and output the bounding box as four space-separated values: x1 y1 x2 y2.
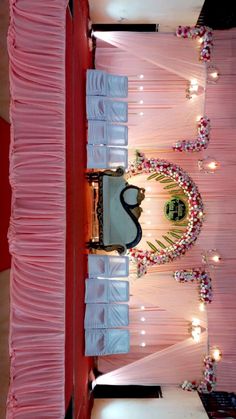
84 303 129 329
85 279 129 303
86 96 128 122
88 121 128 146
88 255 129 278
87 145 128 169
85 329 130 356
86 69 128 98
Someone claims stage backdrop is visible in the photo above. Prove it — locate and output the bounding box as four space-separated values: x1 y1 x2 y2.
95 30 236 392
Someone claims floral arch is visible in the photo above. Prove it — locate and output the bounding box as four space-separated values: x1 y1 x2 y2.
128 152 204 276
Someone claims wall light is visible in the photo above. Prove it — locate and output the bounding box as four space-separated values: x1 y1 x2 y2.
198 157 220 173
211 347 222 362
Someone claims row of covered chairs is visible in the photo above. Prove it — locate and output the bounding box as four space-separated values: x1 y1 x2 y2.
84 255 130 356
86 70 129 169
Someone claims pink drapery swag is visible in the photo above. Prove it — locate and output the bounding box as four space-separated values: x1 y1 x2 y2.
7 0 67 418
95 30 236 392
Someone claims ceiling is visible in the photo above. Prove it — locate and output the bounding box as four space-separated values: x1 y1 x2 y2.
88 0 204 32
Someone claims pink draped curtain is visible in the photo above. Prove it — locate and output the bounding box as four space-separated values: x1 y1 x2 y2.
95 32 206 149
97 334 208 386
95 30 236 392
7 0 67 417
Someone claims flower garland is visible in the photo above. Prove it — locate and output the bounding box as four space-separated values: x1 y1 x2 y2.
173 116 210 152
176 25 213 62
128 152 204 277
174 268 213 304
182 356 217 393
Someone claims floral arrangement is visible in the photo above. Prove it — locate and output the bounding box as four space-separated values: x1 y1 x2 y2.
176 25 213 62
174 268 213 304
182 356 217 393
173 116 210 152
128 152 204 277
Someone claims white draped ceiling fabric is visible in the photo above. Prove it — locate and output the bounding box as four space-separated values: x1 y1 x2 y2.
7 0 67 417
95 30 236 391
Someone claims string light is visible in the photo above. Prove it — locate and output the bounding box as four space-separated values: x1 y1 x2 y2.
140 305 145 310
147 210 151 214
139 74 144 79
139 86 144 91
146 221 151 225
140 330 146 335
139 99 144 104
139 111 144 116
196 115 202 122
140 342 146 347
146 186 152 192
140 316 146 322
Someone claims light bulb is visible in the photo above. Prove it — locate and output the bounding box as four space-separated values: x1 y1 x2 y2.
140 316 146 322
147 233 152 237
139 111 144 116
146 186 152 192
211 71 218 79
140 330 146 335
140 342 146 347
212 347 222 362
140 305 145 310
147 210 151 214
139 99 144 104
212 255 220 263
139 74 144 79
139 86 144 91
146 221 151 225
208 161 218 170
199 302 205 312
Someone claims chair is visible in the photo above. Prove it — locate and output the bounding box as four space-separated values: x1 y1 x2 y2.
86 96 128 122
88 121 128 146
86 69 128 98
88 255 129 278
84 303 129 329
85 329 130 356
85 279 129 303
87 145 128 169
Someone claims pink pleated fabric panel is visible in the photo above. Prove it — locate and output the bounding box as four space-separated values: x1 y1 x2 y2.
7 1 67 417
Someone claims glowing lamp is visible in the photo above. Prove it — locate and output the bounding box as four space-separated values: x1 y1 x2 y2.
198 157 220 173
202 249 222 267
211 347 222 362
199 302 205 312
